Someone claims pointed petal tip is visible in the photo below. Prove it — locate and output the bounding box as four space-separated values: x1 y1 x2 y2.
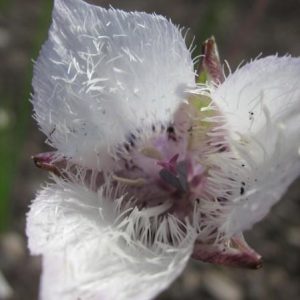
197 36 224 84
192 234 263 269
32 152 61 176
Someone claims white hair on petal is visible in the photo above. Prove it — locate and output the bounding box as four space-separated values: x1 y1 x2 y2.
209 56 300 234
32 0 195 171
27 176 195 300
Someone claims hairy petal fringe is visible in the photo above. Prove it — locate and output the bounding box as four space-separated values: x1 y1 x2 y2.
27 177 195 300
211 56 300 234
32 0 195 170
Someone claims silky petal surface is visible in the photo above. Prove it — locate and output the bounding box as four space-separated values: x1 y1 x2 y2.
27 178 194 300
211 56 300 235
32 0 195 170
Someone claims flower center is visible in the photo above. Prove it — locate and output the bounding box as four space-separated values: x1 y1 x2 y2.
112 95 216 221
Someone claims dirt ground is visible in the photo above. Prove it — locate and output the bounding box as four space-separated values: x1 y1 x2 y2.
0 0 300 299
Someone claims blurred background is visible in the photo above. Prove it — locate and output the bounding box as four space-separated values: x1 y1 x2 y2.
0 0 300 299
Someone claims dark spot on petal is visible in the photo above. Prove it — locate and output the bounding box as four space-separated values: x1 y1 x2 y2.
240 187 245 195
167 126 175 134
218 145 227 152
217 197 227 203
167 126 177 141
49 126 56 137
249 111 254 121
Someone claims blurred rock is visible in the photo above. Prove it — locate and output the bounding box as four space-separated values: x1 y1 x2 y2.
0 27 10 49
182 267 202 293
0 271 13 299
287 227 300 248
203 271 243 300
0 232 26 269
0 109 11 130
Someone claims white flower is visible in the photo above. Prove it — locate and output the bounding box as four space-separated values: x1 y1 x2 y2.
27 0 300 299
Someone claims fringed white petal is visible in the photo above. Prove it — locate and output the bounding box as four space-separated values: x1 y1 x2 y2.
26 178 195 300
211 56 300 235
32 0 195 170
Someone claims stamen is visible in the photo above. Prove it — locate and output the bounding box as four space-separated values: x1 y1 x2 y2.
140 147 162 160
112 174 145 187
